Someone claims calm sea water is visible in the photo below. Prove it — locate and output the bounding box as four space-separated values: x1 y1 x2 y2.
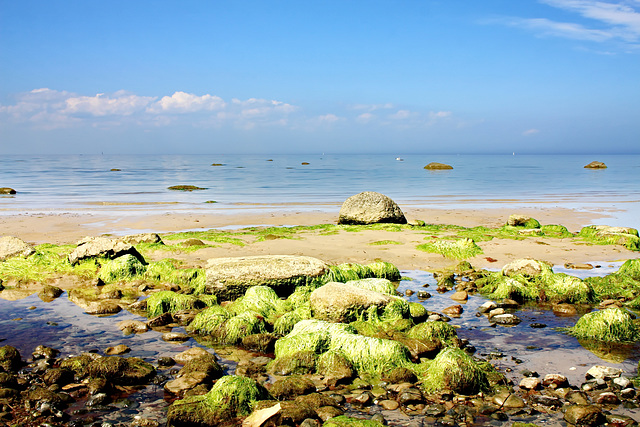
1 153 639 228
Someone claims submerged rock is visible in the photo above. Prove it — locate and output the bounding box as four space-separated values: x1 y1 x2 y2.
0 236 35 261
205 255 328 301
337 191 407 225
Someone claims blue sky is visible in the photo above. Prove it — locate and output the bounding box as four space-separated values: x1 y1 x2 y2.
1 0 639 154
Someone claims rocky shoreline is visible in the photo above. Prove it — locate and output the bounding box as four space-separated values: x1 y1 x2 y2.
1 213 640 426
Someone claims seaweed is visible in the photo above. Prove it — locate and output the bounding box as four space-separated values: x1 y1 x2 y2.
98 254 146 283
565 307 639 342
146 291 216 318
417 348 490 395
417 238 483 260
346 278 397 296
228 285 288 322
406 321 459 347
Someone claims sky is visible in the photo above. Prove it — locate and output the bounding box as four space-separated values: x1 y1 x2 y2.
1 0 639 155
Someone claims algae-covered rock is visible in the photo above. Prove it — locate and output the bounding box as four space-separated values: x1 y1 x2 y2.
38 284 64 302
316 350 355 385
323 415 386 427
188 306 268 345
567 308 639 342
406 321 459 347
424 162 453 170
310 282 398 323
418 348 490 395
584 161 607 169
408 302 428 322
167 375 270 426
337 191 407 225
229 285 288 322
99 253 147 283
168 185 207 191
417 238 483 260
268 350 317 376
122 233 163 244
345 278 397 295
68 236 145 265
270 375 316 400
0 187 16 194
506 214 541 229
205 255 329 301
0 236 35 261
85 355 156 385
501 258 552 277
178 353 224 382
0 346 22 372
146 290 216 318
578 225 640 251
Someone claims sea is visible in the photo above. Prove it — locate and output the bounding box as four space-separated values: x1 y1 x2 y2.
1 153 639 229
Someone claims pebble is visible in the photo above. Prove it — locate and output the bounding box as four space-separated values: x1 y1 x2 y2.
379 399 399 410
586 365 623 381
543 374 568 388
614 376 631 389
490 313 521 325
478 301 497 313
519 377 541 390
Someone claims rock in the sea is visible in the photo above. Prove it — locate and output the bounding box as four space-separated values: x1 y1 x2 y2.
68 236 145 265
0 236 35 261
424 162 453 170
309 281 398 323
0 187 16 194
205 255 328 301
584 161 607 169
37 284 64 302
0 346 22 372
167 185 207 191
337 191 407 225
490 313 521 325
563 404 603 426
506 214 541 228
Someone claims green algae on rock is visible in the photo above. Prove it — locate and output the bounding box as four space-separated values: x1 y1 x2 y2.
406 321 460 348
417 347 490 395
167 375 270 426
323 415 386 426
417 238 483 260
98 254 147 283
167 185 208 191
578 225 640 251
146 290 217 318
566 308 640 343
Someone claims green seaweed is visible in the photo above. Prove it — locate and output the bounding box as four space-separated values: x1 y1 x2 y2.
566 307 639 342
0 244 99 282
369 240 402 245
417 347 490 395
417 238 483 259
578 226 640 251
229 285 288 322
98 254 147 283
328 331 412 374
323 415 386 427
407 321 459 347
346 278 397 296
146 290 216 318
187 305 231 335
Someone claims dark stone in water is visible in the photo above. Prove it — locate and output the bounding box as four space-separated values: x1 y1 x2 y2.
529 322 547 328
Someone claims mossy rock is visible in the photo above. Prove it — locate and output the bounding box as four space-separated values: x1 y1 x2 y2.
99 253 147 283
323 415 386 426
417 238 482 260
268 350 317 376
85 356 156 385
146 290 217 318
418 348 490 395
251 400 316 426
406 321 459 347
578 226 640 251
506 214 541 228
382 366 418 384
424 162 453 170
316 350 355 385
584 161 607 169
270 375 316 400
619 258 640 280
167 375 270 426
178 354 224 382
345 278 397 295
408 302 428 322
38 284 64 302
566 308 639 342
0 346 22 372
229 285 288 322
241 333 278 353
168 185 207 191
501 259 553 278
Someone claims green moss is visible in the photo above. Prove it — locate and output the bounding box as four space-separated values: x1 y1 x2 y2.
369 240 402 245
325 263 373 282
483 276 539 302
187 305 231 335
146 290 216 318
367 261 401 281
566 308 639 342
346 278 397 295
540 224 573 238
578 226 640 251
537 273 593 304
323 415 386 427
275 332 332 359
0 244 99 282
229 285 288 322
316 350 354 379
268 350 318 375
328 331 412 374
408 302 428 321
619 258 640 280
406 321 459 347
418 348 490 395
167 375 270 425
98 254 147 283
221 312 269 344
417 238 483 259
380 298 410 321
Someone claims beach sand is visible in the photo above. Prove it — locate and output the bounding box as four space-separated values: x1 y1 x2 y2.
1 205 635 272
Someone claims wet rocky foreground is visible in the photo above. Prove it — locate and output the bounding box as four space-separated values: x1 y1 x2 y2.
0 261 639 427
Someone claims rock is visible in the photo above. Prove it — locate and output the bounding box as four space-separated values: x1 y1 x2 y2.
270 375 316 400
543 373 568 388
167 185 207 191
242 333 278 353
121 233 163 244
519 377 541 390
0 346 22 372
68 236 145 265
379 399 399 410
492 392 525 408
162 332 190 342
595 391 620 405
0 187 16 194
205 255 328 301
42 368 74 386
442 304 463 316
181 238 205 246
105 344 131 355
309 281 398 323
613 376 631 388
85 301 121 315
424 162 453 170
382 367 418 384
398 388 424 405
507 214 541 228
178 353 223 382
38 284 64 302
0 236 35 261
563 404 603 426
565 263 594 270
478 301 498 313
529 394 562 407
147 312 173 328
553 303 578 316
164 372 209 395
584 161 607 169
117 320 149 333
585 365 623 380
501 258 551 277
32 345 59 360
337 191 407 225
174 347 214 365
450 290 468 301
490 313 521 325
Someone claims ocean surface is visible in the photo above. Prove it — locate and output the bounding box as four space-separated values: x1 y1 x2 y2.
1 153 639 228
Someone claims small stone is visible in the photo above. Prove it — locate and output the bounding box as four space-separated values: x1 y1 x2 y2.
478 301 498 313
519 377 541 390
117 320 149 333
353 391 374 406
417 291 431 299
529 394 562 407
586 365 623 381
620 388 636 399
105 344 130 355
174 347 215 364
614 376 631 389
490 313 521 325
442 304 463 316
543 373 568 388
162 332 190 342
450 291 468 301
529 323 547 328
596 391 620 405
564 404 603 426
379 399 399 410
552 303 578 316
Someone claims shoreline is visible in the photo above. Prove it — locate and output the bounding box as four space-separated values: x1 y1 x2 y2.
1 205 637 272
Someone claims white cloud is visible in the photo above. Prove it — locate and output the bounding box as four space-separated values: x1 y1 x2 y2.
389 109 414 120
64 91 156 116
523 128 541 136
356 112 375 123
317 113 341 123
147 91 225 113
351 103 394 111
511 17 613 41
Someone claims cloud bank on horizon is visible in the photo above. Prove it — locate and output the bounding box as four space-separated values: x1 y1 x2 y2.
0 0 639 154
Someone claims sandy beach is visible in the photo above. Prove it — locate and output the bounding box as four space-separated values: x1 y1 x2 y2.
1 205 636 272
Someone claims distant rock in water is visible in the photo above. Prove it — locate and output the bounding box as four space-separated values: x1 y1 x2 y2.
211 163 224 166
110 168 121 171
424 162 453 170
0 187 16 194
301 162 310 165
168 185 207 191
584 161 607 169
338 191 407 225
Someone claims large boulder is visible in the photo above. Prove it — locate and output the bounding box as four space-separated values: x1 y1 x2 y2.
309 281 396 323
0 236 35 261
68 236 145 265
205 255 329 301
337 192 406 225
